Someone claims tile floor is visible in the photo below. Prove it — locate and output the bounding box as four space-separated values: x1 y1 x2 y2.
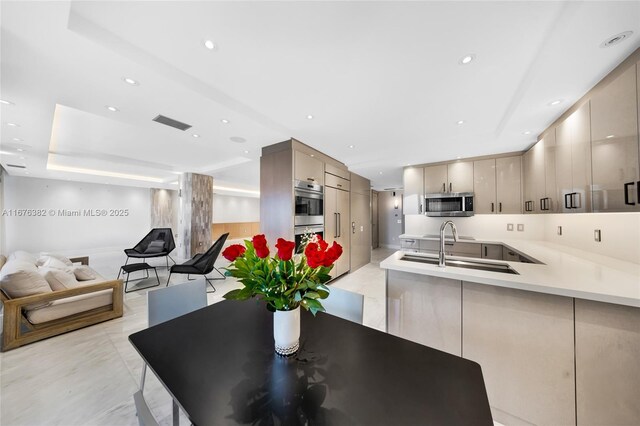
0 247 394 426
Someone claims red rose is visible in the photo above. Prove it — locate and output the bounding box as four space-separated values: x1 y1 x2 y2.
275 238 296 261
252 234 270 258
323 242 343 267
317 234 328 251
304 242 325 268
222 244 246 262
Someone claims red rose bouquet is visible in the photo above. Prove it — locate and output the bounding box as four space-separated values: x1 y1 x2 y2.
222 233 342 315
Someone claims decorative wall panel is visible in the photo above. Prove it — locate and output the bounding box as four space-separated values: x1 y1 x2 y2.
178 173 213 258
150 188 178 236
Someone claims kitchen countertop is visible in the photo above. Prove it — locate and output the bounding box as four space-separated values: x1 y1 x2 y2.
382 237 640 308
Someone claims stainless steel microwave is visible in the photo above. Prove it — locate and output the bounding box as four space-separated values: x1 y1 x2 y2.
423 192 474 217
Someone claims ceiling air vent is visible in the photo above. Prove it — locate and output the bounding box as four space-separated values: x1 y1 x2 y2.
152 115 192 131
7 164 26 169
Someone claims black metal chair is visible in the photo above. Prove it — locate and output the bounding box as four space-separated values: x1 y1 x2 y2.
124 228 176 269
166 233 229 293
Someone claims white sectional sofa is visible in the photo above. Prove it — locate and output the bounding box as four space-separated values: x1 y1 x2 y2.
0 251 123 351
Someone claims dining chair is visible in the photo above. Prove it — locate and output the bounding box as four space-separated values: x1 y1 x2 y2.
322 286 365 324
135 279 207 425
133 390 159 426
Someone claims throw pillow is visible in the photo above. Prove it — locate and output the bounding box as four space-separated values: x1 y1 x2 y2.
144 240 165 254
39 268 78 291
1 260 52 308
73 265 97 281
0 255 6 272
37 253 73 267
37 256 74 274
8 250 37 265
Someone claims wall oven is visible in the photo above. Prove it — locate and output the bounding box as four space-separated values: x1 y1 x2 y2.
424 192 474 217
294 225 324 253
294 180 324 226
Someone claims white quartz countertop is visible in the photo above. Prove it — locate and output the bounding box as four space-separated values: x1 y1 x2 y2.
382 238 640 308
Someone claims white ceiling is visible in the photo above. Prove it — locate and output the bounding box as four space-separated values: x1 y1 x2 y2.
1 1 639 191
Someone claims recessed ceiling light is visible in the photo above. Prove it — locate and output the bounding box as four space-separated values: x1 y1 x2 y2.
17 148 25 152
0 99 14 105
204 40 217 50
523 131 531 135
456 120 465 125
306 115 314 120
230 136 246 143
379 171 383 175
122 77 139 86
243 150 250 154
459 54 476 65
192 134 200 138
25 171 29 175
548 99 563 106
406 164 411 166
105 105 119 112
13 138 23 142
221 119 229 124
348 145 355 149
606 134 615 139
457 156 461 159
600 31 633 48
6 122 19 127
310 154 315 157
19 156 25 160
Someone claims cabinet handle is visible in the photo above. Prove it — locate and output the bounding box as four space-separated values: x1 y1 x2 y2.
334 213 339 238
499 202 502 213
419 196 423 214
449 182 452 192
337 213 341 237
352 221 356 234
337 184 342 187
491 202 494 213
442 183 446 193
571 192 580 209
637 181 640 205
484 246 488 257
540 198 544 211
564 193 571 209
307 178 314 182
624 182 635 205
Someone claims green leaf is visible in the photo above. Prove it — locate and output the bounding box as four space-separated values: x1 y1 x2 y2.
316 289 329 299
301 298 325 313
304 291 320 299
223 289 250 300
294 291 302 302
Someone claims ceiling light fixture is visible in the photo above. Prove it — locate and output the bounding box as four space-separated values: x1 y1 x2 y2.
348 145 355 149
221 119 229 124
17 148 25 152
457 120 465 125
192 134 200 138
0 99 14 105
19 156 25 160
523 131 532 135
47 164 164 183
457 156 462 159
600 31 633 48
13 138 23 142
230 136 246 143
122 77 139 86
243 150 250 154
548 99 563 106
6 122 19 127
306 115 314 120
379 171 383 175
105 106 119 112
606 134 615 139
459 54 476 65
25 171 29 175
212 185 260 195
204 40 217 50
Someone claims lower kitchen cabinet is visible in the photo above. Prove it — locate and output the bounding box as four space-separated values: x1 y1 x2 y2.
387 270 461 356
481 244 502 260
462 282 575 426
575 299 640 425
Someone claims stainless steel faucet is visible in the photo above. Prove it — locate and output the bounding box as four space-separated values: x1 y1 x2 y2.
439 220 458 267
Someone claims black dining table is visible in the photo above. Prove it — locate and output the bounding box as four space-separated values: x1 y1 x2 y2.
129 300 493 426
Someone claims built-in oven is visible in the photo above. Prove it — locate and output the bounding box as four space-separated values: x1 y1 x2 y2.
294 180 324 226
294 225 324 253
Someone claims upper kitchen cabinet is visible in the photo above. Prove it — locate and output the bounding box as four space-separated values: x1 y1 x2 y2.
523 139 546 214
496 156 522 214
556 101 593 213
403 167 424 215
473 159 497 214
294 150 324 185
424 164 448 193
543 129 558 213
590 64 639 212
424 162 474 194
447 161 474 193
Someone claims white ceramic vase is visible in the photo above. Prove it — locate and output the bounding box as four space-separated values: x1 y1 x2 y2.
273 307 300 356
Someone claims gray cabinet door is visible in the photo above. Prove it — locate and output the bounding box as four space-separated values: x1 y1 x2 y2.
294 150 324 185
543 129 559 213
481 244 502 260
424 164 448 193
335 188 351 276
402 167 424 215
591 64 639 212
447 161 474 193
556 115 574 213
473 159 497 214
496 156 522 214
522 149 536 214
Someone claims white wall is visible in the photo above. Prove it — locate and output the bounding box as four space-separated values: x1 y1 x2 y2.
379 191 404 249
3 176 150 255
404 212 640 264
212 194 260 223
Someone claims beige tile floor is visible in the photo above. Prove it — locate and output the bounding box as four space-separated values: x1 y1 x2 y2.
0 247 393 426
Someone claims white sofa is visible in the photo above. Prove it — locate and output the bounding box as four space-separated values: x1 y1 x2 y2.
0 251 123 351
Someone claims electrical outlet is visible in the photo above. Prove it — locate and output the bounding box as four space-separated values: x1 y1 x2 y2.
360 226 364 232
397 219 402 224
507 223 514 231
517 224 524 232
557 226 562 236
594 229 601 242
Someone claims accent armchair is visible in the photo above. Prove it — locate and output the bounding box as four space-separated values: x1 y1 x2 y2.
166 233 229 292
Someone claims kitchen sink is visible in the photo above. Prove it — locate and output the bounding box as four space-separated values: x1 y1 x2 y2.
422 234 475 240
401 254 519 275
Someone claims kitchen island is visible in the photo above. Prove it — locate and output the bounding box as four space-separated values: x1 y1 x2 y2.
381 238 640 426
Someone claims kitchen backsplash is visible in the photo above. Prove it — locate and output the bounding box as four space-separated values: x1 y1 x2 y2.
404 212 640 264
